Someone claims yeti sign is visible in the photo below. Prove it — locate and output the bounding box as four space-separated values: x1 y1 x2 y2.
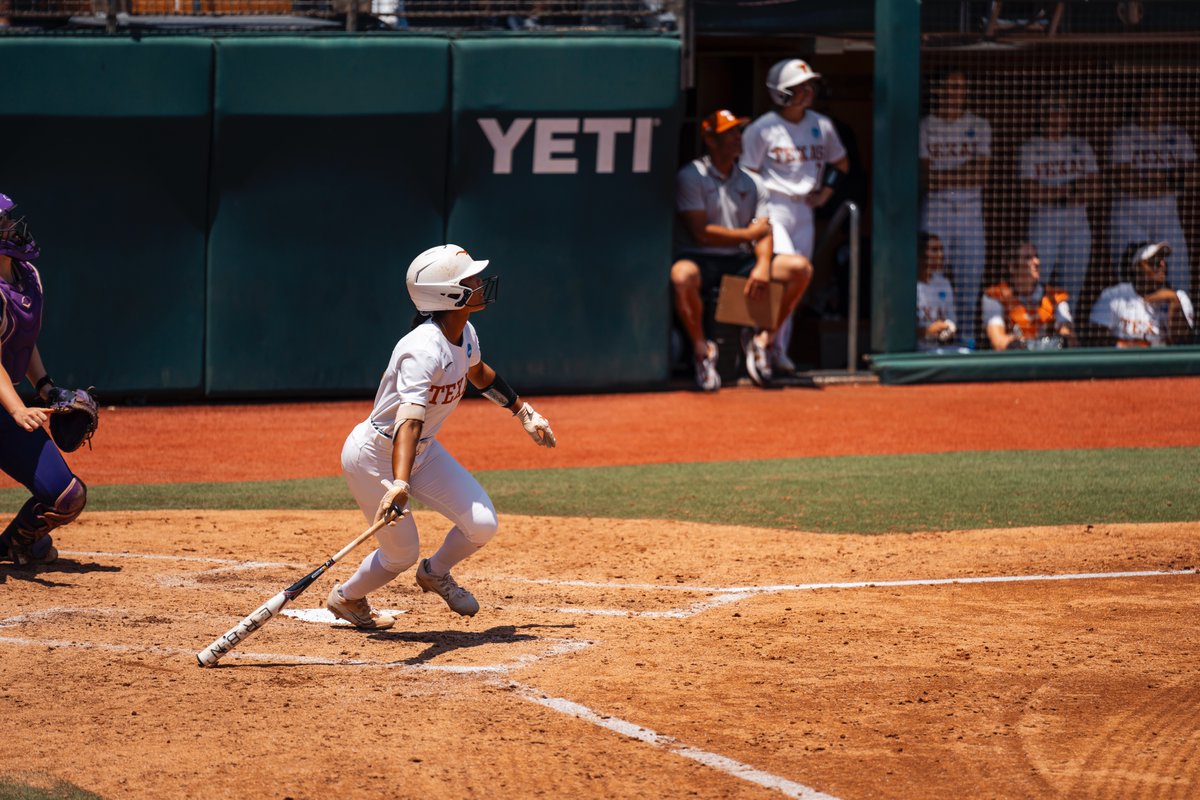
478 117 659 175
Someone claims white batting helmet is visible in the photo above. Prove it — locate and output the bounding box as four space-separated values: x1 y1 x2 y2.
766 58 821 107
406 244 496 313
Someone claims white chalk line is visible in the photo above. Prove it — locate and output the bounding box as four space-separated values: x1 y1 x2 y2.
500 568 1196 595
47 550 1199 620
62 549 304 568
506 682 838 800
552 592 754 619
504 568 1197 618
0 605 591 673
0 633 594 673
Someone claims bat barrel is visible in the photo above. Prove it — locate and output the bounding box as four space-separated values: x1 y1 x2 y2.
193 516 391 667
195 591 288 667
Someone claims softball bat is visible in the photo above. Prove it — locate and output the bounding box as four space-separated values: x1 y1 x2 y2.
195 512 400 667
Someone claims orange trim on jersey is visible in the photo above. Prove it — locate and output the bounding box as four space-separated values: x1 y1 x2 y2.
985 283 1068 338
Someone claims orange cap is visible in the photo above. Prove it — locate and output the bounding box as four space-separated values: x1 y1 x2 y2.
701 109 750 135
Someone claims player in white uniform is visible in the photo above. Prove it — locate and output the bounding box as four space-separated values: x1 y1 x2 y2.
1109 85 1196 295
326 244 557 629
1090 241 1194 347
742 58 848 373
916 232 960 352
1018 97 1099 305
919 69 992 347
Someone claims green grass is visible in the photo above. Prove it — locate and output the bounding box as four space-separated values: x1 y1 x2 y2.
2 448 1196 534
0 775 103 800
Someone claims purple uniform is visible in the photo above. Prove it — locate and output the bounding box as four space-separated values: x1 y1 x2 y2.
0 197 87 566
1 260 44 384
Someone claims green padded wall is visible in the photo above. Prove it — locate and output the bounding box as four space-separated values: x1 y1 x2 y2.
206 37 450 396
871 346 1200 384
447 37 681 390
0 38 213 395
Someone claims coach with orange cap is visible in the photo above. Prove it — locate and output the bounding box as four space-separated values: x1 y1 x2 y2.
670 109 813 390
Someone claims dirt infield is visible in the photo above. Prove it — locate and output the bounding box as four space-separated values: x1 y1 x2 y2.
2 379 1199 799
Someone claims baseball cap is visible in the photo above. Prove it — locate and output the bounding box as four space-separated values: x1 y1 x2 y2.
701 109 750 135
1133 241 1171 265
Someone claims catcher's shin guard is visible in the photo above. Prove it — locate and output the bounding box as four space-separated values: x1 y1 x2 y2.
4 477 86 566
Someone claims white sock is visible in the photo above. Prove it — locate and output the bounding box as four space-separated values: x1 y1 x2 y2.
339 549 400 600
427 527 482 576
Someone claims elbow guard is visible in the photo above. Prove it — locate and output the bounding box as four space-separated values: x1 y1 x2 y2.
821 167 844 191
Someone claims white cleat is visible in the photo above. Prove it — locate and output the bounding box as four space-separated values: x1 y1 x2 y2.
742 329 773 387
694 340 721 392
415 558 480 617
325 583 395 630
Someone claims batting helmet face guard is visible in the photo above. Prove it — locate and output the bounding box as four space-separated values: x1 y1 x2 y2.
0 193 40 261
766 59 821 107
406 244 497 313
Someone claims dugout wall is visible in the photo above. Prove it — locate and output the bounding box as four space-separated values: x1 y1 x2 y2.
0 38 213 396
447 37 681 390
0 34 680 399
205 37 451 396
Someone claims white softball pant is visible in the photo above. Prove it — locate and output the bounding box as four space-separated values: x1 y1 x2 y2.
921 196 986 347
1110 196 1190 292
1028 205 1091 304
765 194 816 357
341 421 498 574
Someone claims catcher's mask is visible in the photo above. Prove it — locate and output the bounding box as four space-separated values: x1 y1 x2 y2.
406 244 498 313
0 193 40 261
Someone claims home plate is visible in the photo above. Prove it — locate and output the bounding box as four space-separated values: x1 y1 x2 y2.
282 608 409 626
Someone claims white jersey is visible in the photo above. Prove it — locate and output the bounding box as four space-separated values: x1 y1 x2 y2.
1019 134 1098 192
366 319 482 447
1090 282 1195 346
919 112 992 205
1110 122 1196 178
917 273 956 326
741 109 847 199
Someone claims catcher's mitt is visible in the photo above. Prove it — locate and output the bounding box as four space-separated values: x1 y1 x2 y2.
46 386 99 452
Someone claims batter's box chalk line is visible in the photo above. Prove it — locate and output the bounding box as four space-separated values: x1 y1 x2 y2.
0 602 595 673
497 568 1197 617
502 681 839 800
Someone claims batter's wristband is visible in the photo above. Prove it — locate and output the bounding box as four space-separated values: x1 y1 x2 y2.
481 374 519 411
35 375 55 394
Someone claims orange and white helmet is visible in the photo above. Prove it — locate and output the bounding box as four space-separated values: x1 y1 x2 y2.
405 244 497 313
766 58 821 107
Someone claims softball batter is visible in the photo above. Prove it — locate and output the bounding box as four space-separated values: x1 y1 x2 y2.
0 193 88 566
327 244 556 628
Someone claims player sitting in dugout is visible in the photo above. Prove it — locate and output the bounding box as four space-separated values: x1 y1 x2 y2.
1089 241 1195 347
980 240 1076 351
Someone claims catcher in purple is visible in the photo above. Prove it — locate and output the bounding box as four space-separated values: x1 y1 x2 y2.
0 193 97 567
